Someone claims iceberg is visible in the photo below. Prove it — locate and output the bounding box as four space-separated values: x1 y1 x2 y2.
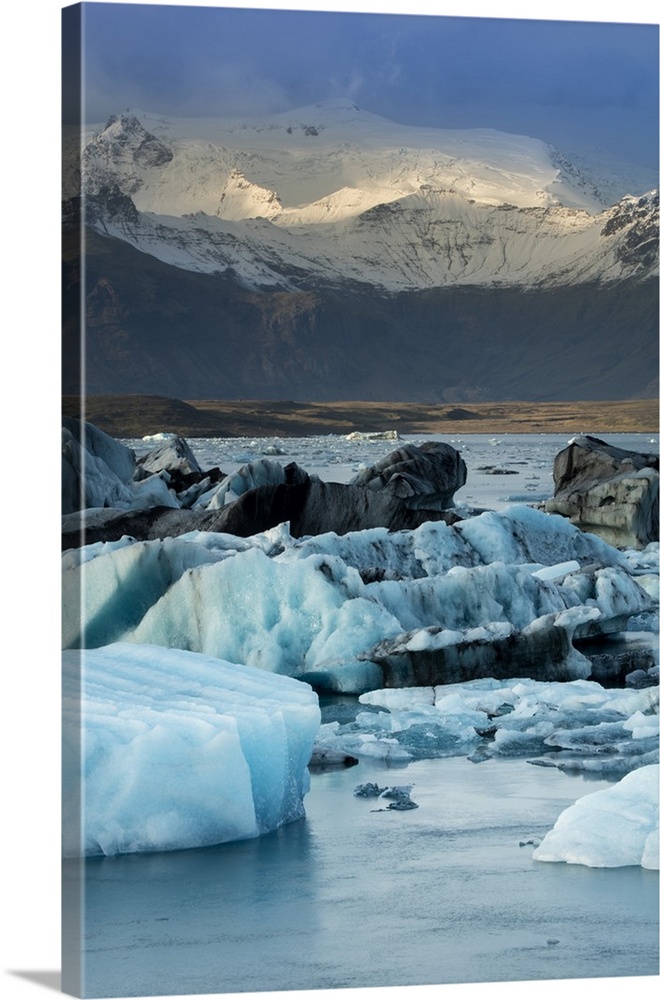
62 643 320 857
62 418 136 514
533 764 659 869
62 505 655 694
195 457 310 510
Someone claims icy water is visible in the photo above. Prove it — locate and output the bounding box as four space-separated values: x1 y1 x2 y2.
75 432 659 997
72 756 658 998
124 431 659 512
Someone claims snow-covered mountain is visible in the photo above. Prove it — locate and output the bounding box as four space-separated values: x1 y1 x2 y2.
63 101 658 402
75 100 658 292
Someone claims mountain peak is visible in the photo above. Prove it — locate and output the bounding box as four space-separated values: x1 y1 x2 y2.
313 98 362 112
90 113 173 167
103 111 144 131
216 169 282 220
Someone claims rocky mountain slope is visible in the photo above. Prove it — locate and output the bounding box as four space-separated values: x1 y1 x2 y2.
63 100 658 402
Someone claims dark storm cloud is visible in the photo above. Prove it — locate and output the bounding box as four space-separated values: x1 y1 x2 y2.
79 3 658 169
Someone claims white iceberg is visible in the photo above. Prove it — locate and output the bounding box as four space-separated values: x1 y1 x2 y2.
533 764 659 869
62 643 320 857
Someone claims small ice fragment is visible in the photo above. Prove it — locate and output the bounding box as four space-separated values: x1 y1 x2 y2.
353 782 384 798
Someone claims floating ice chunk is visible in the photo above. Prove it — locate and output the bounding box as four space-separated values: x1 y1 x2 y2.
127 547 400 685
196 458 308 510
359 687 436 711
313 715 413 762
354 782 385 797
369 561 573 633
62 643 320 857
492 721 556 755
533 764 659 868
532 560 581 581
456 505 628 569
279 521 469 580
355 677 659 767
62 418 136 514
354 734 413 761
130 472 180 509
378 785 419 810
623 711 660 740
279 505 629 585
65 503 654 694
138 436 202 477
345 430 399 441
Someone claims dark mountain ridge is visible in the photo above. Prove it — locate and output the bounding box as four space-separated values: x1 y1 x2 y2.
63 221 658 403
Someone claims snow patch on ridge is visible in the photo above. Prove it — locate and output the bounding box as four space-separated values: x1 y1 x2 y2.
76 104 658 291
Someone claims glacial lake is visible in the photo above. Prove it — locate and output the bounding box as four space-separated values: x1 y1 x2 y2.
70 755 658 998
70 432 659 997
123 430 659 512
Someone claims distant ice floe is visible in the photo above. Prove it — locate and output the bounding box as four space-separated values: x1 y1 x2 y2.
533 764 659 869
345 430 399 441
62 643 320 857
312 675 659 774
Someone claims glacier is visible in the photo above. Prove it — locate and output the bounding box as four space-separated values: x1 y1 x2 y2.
74 105 658 293
62 643 320 857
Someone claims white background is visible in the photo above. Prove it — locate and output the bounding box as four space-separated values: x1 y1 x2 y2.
1 2 657 999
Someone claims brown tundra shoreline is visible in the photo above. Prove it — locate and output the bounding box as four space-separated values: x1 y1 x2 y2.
62 394 659 441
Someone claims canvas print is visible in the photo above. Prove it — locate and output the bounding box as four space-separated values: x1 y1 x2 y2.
61 2 659 997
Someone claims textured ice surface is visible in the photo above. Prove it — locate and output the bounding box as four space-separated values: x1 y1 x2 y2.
62 505 654 693
63 419 136 513
345 677 660 771
533 764 659 868
62 434 659 872
62 643 320 857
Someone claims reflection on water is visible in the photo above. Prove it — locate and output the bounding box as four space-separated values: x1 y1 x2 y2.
72 757 659 998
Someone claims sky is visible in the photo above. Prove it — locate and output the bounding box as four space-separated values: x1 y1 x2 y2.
67 0 660 171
